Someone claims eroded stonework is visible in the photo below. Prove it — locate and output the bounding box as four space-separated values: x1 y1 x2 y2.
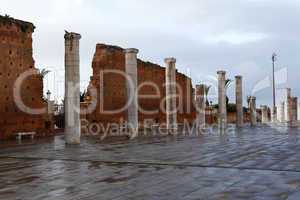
84 44 196 128
0 15 51 139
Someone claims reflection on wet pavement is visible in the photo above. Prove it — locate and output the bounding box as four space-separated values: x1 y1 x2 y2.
0 125 300 199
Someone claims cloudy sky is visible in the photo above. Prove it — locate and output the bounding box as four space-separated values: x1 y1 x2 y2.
2 0 300 106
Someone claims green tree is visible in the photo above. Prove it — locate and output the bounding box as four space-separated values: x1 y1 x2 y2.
80 91 86 102
38 68 51 79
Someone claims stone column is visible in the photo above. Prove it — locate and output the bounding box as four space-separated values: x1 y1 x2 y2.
195 84 206 133
278 102 285 123
64 32 81 144
235 76 243 128
289 97 298 128
285 88 291 122
261 105 269 124
165 58 177 133
125 48 139 133
46 90 52 114
249 96 257 126
217 71 227 130
271 106 277 123
298 102 300 121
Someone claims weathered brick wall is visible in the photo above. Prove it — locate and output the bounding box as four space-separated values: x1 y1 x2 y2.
0 15 50 139
85 44 196 127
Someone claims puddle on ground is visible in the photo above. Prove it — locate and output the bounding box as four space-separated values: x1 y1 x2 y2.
97 176 131 183
14 176 39 184
88 161 103 169
287 179 300 187
154 166 164 171
105 162 128 169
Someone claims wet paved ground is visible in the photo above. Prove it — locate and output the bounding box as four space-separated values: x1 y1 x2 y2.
1 125 300 199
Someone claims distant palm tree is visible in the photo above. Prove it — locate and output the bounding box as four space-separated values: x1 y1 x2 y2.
225 79 232 108
38 68 51 79
80 91 86 102
204 85 211 107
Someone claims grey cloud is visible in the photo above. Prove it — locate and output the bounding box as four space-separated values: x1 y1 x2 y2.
2 0 300 106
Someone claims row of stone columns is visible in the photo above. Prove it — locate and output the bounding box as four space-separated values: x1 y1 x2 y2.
217 72 246 130
257 88 299 127
124 51 180 135
197 70 300 130
216 71 245 130
63 32 179 144
63 32 299 144
215 71 300 129
275 88 299 127
195 73 245 132
124 50 179 134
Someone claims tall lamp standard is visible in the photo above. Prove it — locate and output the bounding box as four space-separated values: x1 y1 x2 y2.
272 53 277 121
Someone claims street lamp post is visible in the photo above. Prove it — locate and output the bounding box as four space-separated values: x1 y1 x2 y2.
272 53 277 122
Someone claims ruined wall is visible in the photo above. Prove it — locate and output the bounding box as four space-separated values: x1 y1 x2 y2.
85 44 196 127
0 15 50 139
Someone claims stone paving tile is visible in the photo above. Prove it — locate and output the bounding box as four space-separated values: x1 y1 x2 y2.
0 126 300 199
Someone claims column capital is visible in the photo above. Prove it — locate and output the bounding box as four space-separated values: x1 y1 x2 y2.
235 75 242 79
64 31 81 40
196 84 206 92
196 84 206 88
291 97 298 101
217 70 226 75
164 57 176 64
124 48 139 54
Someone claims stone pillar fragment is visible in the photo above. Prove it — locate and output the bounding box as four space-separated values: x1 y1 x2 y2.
64 32 81 144
271 107 277 123
195 84 206 133
278 102 285 123
249 96 257 126
217 71 227 130
125 48 139 133
235 76 243 128
261 105 269 124
285 88 291 122
46 90 52 114
298 102 300 121
165 58 177 133
289 97 298 128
